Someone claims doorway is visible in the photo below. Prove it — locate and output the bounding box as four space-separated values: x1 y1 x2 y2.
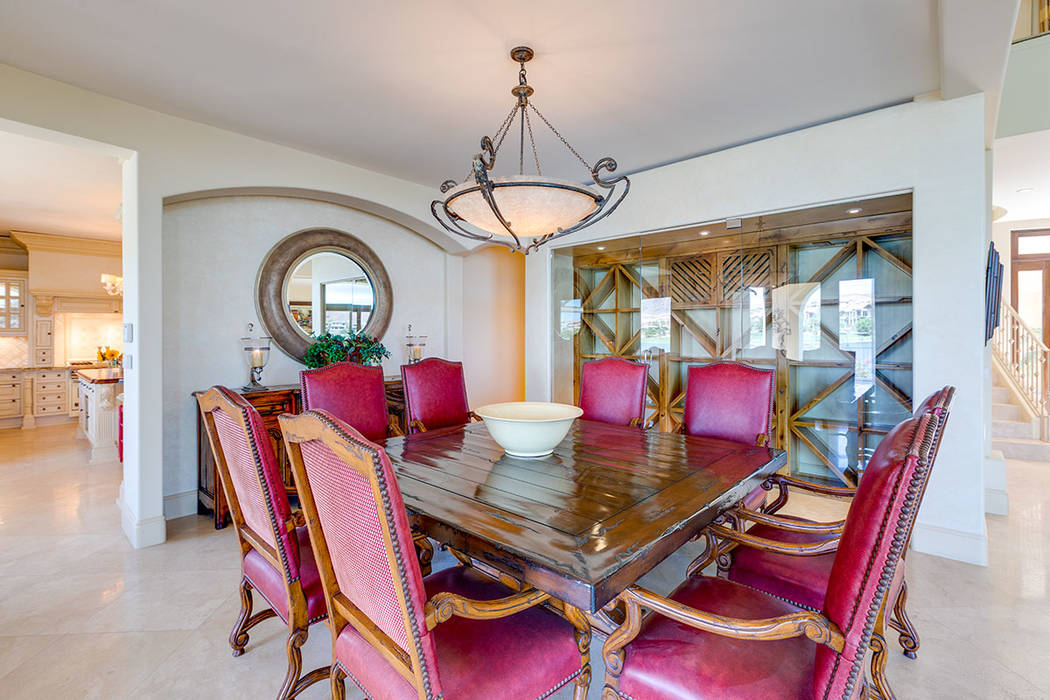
1011 229 1050 344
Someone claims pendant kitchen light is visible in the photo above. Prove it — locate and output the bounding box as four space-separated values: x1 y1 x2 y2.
432 46 629 254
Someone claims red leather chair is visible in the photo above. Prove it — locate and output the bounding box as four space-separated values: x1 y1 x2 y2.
682 361 775 511
401 357 477 434
195 387 328 700
578 357 648 427
693 386 954 699
300 361 399 442
602 411 941 700
279 409 593 700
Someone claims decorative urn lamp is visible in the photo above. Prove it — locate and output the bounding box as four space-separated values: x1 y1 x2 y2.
404 324 427 365
241 323 272 391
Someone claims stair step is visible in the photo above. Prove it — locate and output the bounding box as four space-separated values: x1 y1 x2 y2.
992 386 1012 403
992 402 1022 421
992 418 1037 440
992 437 1050 462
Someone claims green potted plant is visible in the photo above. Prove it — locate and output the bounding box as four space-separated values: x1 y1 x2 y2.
303 331 391 369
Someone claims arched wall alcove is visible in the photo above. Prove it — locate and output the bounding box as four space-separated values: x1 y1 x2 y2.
159 188 470 519
162 186 473 255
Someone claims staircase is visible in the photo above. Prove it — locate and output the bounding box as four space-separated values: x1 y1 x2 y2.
991 300 1050 461
991 374 1050 460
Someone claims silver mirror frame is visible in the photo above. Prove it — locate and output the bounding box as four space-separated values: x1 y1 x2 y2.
255 228 393 362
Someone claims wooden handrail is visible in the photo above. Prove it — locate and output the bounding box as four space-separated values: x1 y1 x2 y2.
993 300 1050 417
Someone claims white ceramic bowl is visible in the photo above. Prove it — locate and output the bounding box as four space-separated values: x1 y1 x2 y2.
473 401 583 458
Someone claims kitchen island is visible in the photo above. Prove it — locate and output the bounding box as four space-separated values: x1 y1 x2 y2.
77 368 123 463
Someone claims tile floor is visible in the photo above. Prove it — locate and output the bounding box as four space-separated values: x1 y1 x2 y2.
0 423 1047 698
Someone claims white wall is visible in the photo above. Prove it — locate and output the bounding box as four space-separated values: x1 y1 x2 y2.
461 246 525 407
526 94 991 565
0 63 485 547
162 195 453 511
998 33 1050 138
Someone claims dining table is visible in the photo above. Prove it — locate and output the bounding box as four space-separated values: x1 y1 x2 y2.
382 418 787 617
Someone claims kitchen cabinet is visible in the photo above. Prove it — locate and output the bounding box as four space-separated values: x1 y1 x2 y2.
0 371 22 418
77 369 122 463
0 274 26 337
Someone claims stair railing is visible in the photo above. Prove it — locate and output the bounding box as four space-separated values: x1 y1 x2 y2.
993 301 1050 437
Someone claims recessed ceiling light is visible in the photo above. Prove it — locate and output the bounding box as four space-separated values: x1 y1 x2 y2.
699 230 710 236
1017 187 1036 193
847 207 862 214
596 245 606 251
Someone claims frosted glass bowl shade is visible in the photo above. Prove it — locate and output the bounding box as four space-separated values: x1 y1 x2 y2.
445 176 601 240
473 401 584 458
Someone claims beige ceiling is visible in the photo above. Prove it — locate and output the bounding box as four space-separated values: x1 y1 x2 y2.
0 1 945 187
0 130 122 240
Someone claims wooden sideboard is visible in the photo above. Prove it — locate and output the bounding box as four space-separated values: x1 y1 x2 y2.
195 379 405 529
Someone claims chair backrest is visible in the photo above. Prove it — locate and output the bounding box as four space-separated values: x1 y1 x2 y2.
401 358 470 433
280 410 442 698
196 386 300 580
813 412 940 699
683 361 775 445
578 357 648 427
300 361 390 442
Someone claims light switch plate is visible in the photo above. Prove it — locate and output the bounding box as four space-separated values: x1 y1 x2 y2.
124 354 132 370
123 323 133 342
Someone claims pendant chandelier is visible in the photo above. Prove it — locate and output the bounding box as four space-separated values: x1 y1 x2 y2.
431 46 630 255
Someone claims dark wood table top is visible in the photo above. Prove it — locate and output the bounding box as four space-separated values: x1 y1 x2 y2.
383 419 786 613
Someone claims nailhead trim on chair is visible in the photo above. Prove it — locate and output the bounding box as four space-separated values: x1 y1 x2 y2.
218 387 298 584
340 662 376 700
535 668 584 699
311 411 442 700
822 415 937 700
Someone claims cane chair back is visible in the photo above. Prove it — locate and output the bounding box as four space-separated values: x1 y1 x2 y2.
281 410 443 698
197 386 299 580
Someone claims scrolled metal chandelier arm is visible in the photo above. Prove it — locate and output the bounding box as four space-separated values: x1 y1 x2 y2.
432 45 629 255
521 158 631 254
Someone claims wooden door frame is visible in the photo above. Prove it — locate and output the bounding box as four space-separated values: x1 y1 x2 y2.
1011 229 1050 345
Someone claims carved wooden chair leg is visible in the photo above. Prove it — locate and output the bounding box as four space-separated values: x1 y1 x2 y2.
331 665 348 700
564 605 593 700
277 627 309 700
229 578 254 656
887 580 919 659
412 531 434 577
868 631 895 700
230 578 277 656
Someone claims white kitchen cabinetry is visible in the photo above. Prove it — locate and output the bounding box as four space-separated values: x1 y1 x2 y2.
0 273 27 337
34 369 68 416
0 370 22 419
77 371 121 463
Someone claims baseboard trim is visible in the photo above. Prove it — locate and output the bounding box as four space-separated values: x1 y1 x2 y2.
163 489 199 520
910 521 988 566
985 488 1009 516
120 497 166 548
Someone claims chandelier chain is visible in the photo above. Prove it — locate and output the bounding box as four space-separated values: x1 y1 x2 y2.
463 103 518 183
524 108 542 176
529 103 592 171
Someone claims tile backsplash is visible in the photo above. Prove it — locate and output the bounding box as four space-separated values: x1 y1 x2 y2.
0 337 28 368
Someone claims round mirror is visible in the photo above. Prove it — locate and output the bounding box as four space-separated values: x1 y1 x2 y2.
256 229 392 362
285 251 375 338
